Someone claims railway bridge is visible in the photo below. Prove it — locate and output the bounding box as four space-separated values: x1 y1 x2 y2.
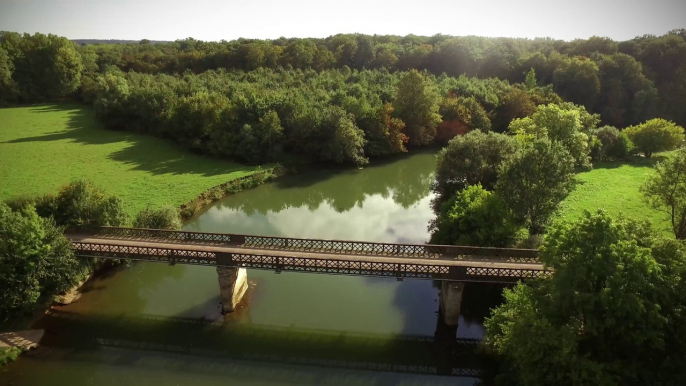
67 227 546 330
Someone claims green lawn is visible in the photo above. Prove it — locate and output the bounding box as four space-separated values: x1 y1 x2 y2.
558 155 673 235
0 104 259 215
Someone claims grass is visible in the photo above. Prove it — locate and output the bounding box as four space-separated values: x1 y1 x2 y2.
558 155 673 236
0 104 259 215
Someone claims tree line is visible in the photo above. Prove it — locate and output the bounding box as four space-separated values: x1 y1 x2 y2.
3 30 685 129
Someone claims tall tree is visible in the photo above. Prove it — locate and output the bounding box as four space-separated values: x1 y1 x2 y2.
0 46 15 103
486 211 686 386
642 147 686 239
496 138 575 234
552 56 601 110
508 103 594 168
393 70 441 146
9 33 83 101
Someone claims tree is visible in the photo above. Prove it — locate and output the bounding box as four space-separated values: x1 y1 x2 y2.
433 131 520 211
393 70 441 146
437 94 491 143
9 33 83 101
320 107 368 166
364 103 407 156
642 148 686 239
594 53 658 127
625 118 684 158
524 68 537 89
485 211 685 385
496 139 575 234
552 56 601 109
508 103 594 168
430 184 522 247
0 46 16 103
133 205 182 230
0 203 84 321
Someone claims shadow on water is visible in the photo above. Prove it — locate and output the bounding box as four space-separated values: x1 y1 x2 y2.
28 309 494 382
3 104 255 177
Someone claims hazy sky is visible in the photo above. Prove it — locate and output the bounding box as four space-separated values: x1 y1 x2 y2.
1 0 684 42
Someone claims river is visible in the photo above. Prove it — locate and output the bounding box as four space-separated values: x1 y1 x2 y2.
1 149 505 386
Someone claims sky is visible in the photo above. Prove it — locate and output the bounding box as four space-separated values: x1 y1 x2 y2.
0 0 684 42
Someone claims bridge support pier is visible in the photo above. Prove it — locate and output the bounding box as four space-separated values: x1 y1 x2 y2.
438 281 464 330
217 267 248 313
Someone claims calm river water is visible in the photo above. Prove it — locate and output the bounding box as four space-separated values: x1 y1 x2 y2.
1 150 505 386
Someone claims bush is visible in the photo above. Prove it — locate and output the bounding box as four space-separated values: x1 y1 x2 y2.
625 118 684 158
430 184 522 247
0 347 21 366
37 180 128 229
133 205 182 230
593 125 635 161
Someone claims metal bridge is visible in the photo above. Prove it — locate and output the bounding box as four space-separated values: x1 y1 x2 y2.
68 227 546 283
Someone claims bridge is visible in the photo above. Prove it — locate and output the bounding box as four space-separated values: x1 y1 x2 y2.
67 227 546 329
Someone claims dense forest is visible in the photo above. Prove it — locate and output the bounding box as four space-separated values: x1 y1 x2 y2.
1 30 685 165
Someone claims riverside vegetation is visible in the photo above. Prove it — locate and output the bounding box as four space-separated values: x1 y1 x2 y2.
2 29 686 384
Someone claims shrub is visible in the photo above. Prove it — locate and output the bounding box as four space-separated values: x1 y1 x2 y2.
625 118 684 158
133 205 182 230
36 180 128 229
593 125 635 161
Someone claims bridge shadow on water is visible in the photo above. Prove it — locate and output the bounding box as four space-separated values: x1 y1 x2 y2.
30 309 496 384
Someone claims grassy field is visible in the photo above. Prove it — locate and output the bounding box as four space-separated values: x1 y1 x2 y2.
558 155 673 235
0 104 259 215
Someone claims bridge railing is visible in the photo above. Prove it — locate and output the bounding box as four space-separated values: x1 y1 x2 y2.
78 226 540 263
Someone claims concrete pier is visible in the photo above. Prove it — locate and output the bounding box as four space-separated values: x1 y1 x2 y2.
217 267 248 313
439 281 465 328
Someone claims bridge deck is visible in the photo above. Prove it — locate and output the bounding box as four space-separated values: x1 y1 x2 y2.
68 234 546 283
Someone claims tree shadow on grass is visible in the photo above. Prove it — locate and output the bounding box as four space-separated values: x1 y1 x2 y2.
3 104 256 178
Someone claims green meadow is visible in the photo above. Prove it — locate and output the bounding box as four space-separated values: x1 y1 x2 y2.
559 156 673 235
0 104 259 215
